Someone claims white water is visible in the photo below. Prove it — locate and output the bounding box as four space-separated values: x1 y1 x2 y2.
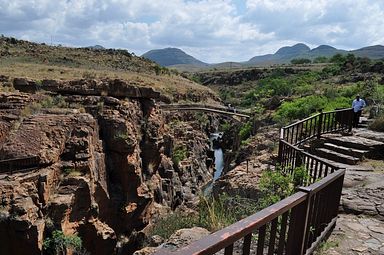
213 148 224 181
203 133 224 195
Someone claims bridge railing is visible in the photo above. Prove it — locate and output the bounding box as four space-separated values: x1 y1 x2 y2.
159 103 250 116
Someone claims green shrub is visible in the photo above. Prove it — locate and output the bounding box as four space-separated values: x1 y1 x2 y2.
172 145 188 165
292 165 310 187
273 95 351 124
239 122 252 141
313 56 328 63
62 168 81 177
273 96 327 124
43 230 83 255
114 131 130 141
257 169 294 208
220 121 231 132
291 58 311 65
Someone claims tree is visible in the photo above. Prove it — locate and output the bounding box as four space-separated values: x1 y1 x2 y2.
313 56 328 63
291 58 312 65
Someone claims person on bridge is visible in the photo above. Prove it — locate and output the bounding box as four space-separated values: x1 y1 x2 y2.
352 95 366 128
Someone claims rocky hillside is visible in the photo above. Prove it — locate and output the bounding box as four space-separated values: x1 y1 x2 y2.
0 36 217 102
0 76 221 254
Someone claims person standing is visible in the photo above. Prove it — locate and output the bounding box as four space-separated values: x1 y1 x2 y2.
352 95 366 128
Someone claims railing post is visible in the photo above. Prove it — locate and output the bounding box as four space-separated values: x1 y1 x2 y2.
348 108 353 132
317 110 323 139
278 140 284 166
286 191 311 255
295 148 304 168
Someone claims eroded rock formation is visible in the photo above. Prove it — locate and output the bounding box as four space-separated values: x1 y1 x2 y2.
0 78 216 254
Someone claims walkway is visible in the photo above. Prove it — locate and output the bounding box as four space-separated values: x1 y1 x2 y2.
159 104 250 119
312 128 384 254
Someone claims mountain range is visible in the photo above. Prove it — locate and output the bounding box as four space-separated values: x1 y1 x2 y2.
141 43 384 69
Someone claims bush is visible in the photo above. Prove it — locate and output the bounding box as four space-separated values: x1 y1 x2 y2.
291 58 311 65
172 145 188 165
273 95 351 124
313 56 328 63
273 96 327 124
43 230 83 255
198 194 258 231
149 212 198 239
238 122 252 141
257 169 294 208
369 114 384 132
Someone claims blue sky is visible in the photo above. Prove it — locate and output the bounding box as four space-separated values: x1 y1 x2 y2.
1 0 383 63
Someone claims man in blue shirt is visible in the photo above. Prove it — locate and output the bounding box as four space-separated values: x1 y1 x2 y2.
352 95 366 128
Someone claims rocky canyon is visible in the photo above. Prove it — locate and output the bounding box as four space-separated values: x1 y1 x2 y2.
0 77 219 254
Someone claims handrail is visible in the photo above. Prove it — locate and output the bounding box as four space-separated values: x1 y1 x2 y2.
280 108 353 146
154 169 345 255
283 113 320 130
163 191 308 255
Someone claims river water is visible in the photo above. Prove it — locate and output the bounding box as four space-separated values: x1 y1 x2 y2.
213 148 224 181
203 133 224 195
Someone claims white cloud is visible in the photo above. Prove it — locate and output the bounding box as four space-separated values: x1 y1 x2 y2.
0 0 384 62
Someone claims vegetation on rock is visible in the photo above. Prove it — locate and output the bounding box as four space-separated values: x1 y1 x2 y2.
43 230 84 255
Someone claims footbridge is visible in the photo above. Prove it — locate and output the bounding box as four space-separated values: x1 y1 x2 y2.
159 104 250 119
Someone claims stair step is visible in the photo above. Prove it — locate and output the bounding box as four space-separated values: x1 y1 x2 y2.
322 143 368 159
322 134 384 151
353 129 384 143
313 148 360 165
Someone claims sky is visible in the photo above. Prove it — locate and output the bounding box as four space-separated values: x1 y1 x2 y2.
1 0 384 63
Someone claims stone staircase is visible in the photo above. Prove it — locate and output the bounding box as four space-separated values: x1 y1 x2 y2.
313 128 384 254
304 128 384 171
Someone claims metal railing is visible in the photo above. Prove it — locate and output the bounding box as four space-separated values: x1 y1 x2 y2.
154 170 345 255
280 108 353 146
154 108 352 255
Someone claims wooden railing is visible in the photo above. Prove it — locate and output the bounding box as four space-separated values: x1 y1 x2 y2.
154 108 352 255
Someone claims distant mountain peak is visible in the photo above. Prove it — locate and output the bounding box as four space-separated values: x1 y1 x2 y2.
142 48 208 67
312 45 336 51
86 45 105 50
275 43 310 55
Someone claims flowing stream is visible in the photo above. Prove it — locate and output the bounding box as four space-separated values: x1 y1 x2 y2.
203 133 224 195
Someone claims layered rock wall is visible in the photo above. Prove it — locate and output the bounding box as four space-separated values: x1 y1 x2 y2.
0 78 215 254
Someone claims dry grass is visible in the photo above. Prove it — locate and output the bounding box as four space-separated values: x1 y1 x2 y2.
0 62 212 95
362 159 384 172
0 36 217 102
